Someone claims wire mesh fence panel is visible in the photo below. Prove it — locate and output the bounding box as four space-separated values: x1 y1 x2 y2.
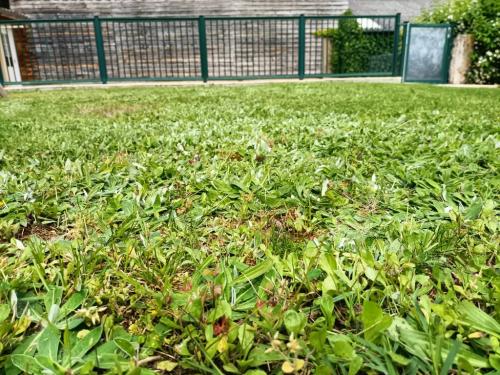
206 17 299 78
0 20 99 84
304 16 398 76
101 18 201 80
0 14 401 85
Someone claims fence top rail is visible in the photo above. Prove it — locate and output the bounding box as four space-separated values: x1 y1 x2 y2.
101 16 199 22
204 16 299 20
406 23 452 28
0 14 399 25
303 14 398 19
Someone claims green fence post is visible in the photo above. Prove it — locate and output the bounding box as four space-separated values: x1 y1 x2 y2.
93 16 108 84
298 14 306 79
391 13 401 76
399 21 409 76
0 64 4 86
198 16 209 82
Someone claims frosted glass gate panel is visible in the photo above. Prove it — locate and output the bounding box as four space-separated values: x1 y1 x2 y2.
402 24 452 83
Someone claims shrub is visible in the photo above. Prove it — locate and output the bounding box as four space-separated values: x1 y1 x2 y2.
314 10 396 74
419 0 500 84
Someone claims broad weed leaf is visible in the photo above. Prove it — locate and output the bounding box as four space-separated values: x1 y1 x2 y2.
35 355 66 374
44 287 63 314
58 292 86 320
330 336 355 359
114 337 137 357
238 324 255 352
320 295 335 328
349 355 363 375
233 259 273 284
458 301 500 337
47 304 60 323
69 326 103 366
37 324 60 362
284 310 306 334
361 301 393 342
0 303 10 323
10 354 43 374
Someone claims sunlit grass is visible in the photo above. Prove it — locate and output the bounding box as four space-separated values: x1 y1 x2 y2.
0 82 499 374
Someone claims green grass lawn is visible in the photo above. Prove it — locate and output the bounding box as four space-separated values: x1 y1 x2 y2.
0 83 499 374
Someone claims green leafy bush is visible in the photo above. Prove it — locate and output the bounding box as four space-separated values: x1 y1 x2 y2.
419 0 500 83
314 10 396 74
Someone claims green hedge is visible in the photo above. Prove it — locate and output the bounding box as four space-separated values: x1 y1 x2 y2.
314 11 396 74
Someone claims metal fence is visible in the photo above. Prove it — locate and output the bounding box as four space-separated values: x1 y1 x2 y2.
0 14 402 85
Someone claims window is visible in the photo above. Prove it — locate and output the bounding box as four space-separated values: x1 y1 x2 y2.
0 0 9 9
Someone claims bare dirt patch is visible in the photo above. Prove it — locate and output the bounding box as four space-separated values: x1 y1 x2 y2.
75 103 145 119
16 223 61 241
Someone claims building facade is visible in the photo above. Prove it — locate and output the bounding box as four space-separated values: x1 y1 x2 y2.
5 0 438 21
7 0 350 18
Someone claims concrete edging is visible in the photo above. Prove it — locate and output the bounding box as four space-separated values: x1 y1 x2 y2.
2 77 498 91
